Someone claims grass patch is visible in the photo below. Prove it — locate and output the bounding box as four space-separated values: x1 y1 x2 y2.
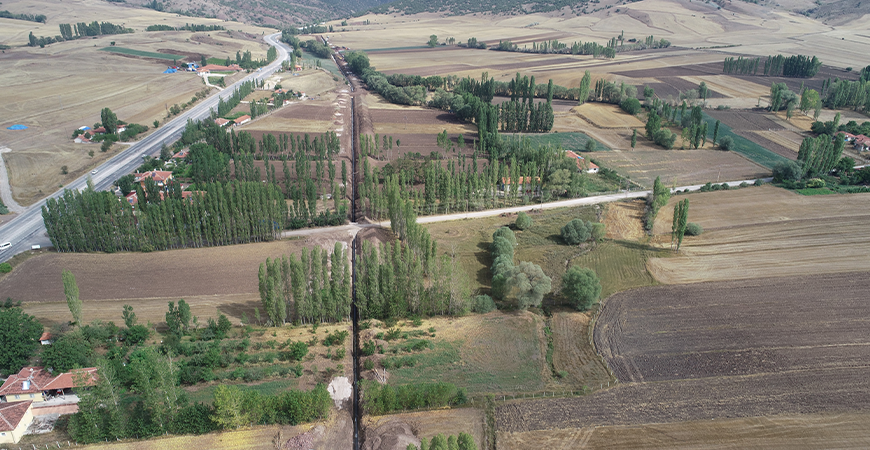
796 187 835 195
100 47 180 60
298 51 343 77
184 378 298 404
385 313 544 394
509 132 609 152
701 112 789 169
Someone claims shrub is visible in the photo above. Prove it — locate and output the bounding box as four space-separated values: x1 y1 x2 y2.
718 135 734 150
685 222 703 236
589 222 606 241
323 330 349 347
772 160 803 182
515 211 532 230
363 359 374 370
561 219 590 245
561 267 601 311
471 295 496 313
0 263 11 273
619 97 642 115
362 341 376 356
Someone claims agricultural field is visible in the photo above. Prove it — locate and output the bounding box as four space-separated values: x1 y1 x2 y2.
0 0 273 205
592 149 768 188
648 186 870 283
0 235 354 326
499 413 870 450
496 272 870 440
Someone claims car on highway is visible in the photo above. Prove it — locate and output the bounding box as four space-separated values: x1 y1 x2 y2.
91 170 98 175
0 242 11 251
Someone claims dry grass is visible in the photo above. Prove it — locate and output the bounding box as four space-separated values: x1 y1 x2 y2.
752 129 804 152
274 70 342 97
364 408 485 450
602 200 646 241
498 412 870 450
648 185 870 283
548 312 611 389
680 75 769 99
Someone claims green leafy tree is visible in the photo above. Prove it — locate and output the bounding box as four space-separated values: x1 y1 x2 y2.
671 198 689 251
100 108 118 134
212 384 249 429
41 331 93 372
718 135 734 150
122 304 137 328
631 129 637 148
562 267 601 311
504 262 551 309
0 307 43 376
129 346 183 433
63 269 82 325
428 34 439 47
515 212 532 230
561 219 590 245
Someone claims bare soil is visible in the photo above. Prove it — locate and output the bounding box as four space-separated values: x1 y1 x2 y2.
496 272 870 434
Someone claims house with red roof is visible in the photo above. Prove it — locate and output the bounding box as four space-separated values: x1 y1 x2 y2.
133 170 174 188
0 400 33 444
214 118 230 127
564 150 600 174
0 367 97 404
125 191 138 206
233 115 251 126
39 332 52 346
172 148 190 159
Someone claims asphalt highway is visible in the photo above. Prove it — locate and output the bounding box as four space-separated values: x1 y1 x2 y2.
0 33 291 262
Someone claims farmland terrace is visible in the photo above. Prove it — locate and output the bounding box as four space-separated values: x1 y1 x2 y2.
497 271 870 432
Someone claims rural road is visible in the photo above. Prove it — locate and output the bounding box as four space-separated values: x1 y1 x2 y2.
0 33 292 262
280 178 772 239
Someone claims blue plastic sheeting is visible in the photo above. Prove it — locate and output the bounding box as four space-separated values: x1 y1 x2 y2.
163 68 177 74
7 125 27 130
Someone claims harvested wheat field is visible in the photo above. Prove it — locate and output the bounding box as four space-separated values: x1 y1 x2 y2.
649 186 870 283
592 149 768 188
499 413 870 450
573 104 646 129
602 200 646 241
548 312 611 390
2 236 353 325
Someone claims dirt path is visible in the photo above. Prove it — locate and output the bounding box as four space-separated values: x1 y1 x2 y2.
0 147 25 213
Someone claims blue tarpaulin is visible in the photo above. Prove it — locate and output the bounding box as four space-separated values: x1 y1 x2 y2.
163 68 177 74
7 125 27 130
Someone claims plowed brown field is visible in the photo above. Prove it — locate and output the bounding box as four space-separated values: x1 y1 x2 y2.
496 272 870 435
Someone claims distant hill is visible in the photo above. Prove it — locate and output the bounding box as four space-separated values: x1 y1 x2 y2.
810 0 870 23
367 0 590 16
126 0 393 26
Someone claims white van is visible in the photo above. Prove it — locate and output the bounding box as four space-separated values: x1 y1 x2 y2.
0 242 11 251
31 244 41 250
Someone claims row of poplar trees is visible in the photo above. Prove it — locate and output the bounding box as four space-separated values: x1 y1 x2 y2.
257 243 351 325
43 180 287 253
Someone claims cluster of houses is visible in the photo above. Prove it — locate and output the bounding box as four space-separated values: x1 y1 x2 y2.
564 150 601 173
73 124 128 144
0 366 97 444
839 132 870 152
123 169 204 206
498 151 599 194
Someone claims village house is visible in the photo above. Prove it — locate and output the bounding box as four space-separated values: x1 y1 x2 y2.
133 170 174 188
0 367 97 404
39 332 52 346
233 115 251 126
564 150 600 174
214 118 230 127
172 148 190 159
0 400 33 444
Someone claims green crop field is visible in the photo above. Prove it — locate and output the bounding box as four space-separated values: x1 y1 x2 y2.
100 47 181 60
701 112 790 169
508 132 609 152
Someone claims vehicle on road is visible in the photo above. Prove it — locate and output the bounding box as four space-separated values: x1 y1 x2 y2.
91 170 98 175
0 242 11 251
31 244 40 250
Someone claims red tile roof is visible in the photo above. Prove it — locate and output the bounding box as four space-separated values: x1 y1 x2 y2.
39 332 52 341
0 400 32 432
0 367 97 397
133 171 173 183
214 118 230 127
501 177 540 185
233 115 251 124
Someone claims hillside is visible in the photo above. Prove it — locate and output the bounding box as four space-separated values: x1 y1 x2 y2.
122 0 393 26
